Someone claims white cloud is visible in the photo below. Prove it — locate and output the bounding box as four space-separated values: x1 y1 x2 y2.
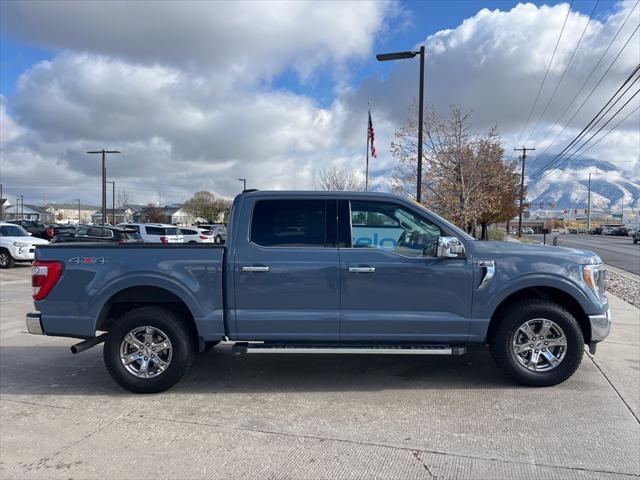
1 0 394 82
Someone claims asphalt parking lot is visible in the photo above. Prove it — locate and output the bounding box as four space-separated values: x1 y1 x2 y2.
527 234 640 276
1 264 639 479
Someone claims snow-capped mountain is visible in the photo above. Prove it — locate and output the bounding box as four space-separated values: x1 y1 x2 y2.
525 154 640 211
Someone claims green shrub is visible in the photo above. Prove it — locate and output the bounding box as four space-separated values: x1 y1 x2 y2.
487 229 507 241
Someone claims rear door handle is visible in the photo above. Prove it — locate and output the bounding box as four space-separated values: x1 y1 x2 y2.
348 267 375 273
241 266 270 272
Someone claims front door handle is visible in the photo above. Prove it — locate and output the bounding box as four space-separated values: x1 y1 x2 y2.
241 266 270 272
348 266 376 273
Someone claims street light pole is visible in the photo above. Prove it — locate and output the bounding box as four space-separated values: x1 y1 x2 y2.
376 46 425 203
87 150 120 225
238 178 247 191
106 181 115 224
75 199 81 225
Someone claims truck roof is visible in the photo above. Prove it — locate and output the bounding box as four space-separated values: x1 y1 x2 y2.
240 190 406 199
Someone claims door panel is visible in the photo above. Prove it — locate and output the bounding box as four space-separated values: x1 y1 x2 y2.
233 198 340 340
339 200 473 342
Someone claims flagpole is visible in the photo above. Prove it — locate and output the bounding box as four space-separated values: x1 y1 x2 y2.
366 103 371 191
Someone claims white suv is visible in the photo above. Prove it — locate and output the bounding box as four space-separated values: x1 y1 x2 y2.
0 222 50 268
117 223 184 244
180 227 214 244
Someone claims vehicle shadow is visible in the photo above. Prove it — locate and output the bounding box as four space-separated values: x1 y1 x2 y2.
0 343 517 396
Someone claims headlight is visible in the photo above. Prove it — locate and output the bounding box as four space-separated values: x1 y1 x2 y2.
13 242 30 247
583 263 605 300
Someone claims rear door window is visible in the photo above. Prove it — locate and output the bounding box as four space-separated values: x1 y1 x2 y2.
251 199 336 247
144 226 164 236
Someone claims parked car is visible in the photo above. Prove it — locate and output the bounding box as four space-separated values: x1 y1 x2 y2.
52 226 143 244
26 191 611 393
198 223 227 243
8 219 49 239
611 227 628 237
590 227 603 235
633 230 640 244
179 227 214 244
116 223 183 244
45 224 77 240
524 227 534 234
0 222 49 268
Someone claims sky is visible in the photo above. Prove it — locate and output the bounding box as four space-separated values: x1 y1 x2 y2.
1 0 638 207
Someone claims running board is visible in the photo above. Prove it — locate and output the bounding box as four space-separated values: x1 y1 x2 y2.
232 343 466 355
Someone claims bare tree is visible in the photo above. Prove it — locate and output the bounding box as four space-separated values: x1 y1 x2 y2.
117 190 132 208
183 191 231 223
391 103 520 237
313 166 365 191
145 203 165 223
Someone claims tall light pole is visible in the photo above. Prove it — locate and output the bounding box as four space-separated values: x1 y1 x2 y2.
587 173 591 232
376 45 425 203
87 150 120 225
106 181 115 224
238 178 247 191
74 199 81 225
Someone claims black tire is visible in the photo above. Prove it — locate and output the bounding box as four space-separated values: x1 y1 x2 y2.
103 306 196 393
489 299 584 387
0 249 15 269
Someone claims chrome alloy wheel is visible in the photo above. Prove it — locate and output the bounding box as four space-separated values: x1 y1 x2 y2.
512 318 567 372
119 326 173 378
0 252 9 266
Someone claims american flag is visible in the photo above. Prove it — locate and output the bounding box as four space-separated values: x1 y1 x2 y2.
368 110 377 158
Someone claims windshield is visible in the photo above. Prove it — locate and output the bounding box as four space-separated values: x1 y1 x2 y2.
0 225 29 237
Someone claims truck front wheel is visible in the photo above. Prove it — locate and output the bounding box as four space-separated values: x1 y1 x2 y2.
103 307 196 393
489 300 584 387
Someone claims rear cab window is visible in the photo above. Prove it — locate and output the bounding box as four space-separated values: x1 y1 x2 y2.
250 199 336 248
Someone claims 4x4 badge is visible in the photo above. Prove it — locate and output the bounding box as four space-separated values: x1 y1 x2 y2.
68 257 105 264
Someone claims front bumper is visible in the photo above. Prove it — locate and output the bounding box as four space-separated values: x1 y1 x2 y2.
589 307 612 342
26 312 44 335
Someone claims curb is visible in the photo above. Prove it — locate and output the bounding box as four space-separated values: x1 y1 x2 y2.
605 264 640 283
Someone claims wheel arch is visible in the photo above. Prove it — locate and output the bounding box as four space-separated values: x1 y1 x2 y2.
96 285 198 343
486 286 592 344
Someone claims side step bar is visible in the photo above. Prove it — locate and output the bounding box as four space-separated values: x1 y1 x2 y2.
232 343 466 355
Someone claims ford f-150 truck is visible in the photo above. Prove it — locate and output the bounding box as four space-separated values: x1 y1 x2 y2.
26 191 611 393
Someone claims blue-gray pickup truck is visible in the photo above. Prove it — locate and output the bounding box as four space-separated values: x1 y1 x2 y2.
26 191 611 393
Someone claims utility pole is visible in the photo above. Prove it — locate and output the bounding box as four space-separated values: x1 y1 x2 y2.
87 150 120 225
0 183 3 221
514 146 535 238
75 199 81 225
587 173 591 231
238 178 247 191
106 181 115 224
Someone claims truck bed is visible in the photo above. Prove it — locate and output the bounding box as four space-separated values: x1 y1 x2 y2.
34 244 226 340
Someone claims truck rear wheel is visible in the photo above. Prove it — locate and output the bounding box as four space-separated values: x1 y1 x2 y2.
489 299 584 387
103 306 196 393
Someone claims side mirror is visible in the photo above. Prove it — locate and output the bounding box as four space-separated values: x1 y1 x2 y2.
437 236 465 258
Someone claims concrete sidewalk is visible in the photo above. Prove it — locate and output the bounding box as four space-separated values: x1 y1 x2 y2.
587 293 640 421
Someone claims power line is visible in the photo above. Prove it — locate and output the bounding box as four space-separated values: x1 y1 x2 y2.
536 1 639 155
516 1 573 145
525 0 599 144
580 103 640 156
531 63 640 178
536 87 640 181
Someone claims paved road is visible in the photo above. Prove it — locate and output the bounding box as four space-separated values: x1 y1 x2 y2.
1 265 639 479
527 234 640 275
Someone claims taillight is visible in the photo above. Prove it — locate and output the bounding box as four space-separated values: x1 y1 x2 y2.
199 235 207 240
46 227 54 238
160 236 168 244
32 261 64 300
